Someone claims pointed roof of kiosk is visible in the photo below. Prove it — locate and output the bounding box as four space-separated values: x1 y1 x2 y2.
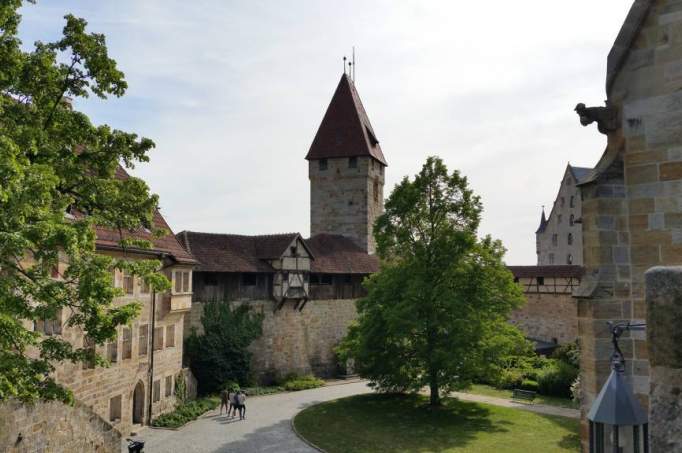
306 73 387 165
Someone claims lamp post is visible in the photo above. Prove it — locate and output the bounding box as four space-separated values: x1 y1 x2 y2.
587 322 648 453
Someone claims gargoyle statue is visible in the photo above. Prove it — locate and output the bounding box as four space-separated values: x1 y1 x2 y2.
574 102 618 135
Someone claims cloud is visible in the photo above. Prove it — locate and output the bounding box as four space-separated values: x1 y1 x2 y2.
18 0 631 264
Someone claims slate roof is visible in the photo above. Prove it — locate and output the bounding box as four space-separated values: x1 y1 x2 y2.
90 167 196 264
507 265 584 279
306 74 387 165
568 165 592 184
177 231 380 275
535 208 548 234
306 234 380 274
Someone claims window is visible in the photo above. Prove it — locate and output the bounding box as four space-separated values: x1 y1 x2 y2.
139 325 148 356
319 159 328 171
107 337 118 363
373 179 379 203
380 165 384 175
166 325 175 348
513 277 519 283
567 254 573 265
140 278 150 294
153 380 161 402
570 196 575 208
123 271 134 295
122 327 132 360
153 327 164 351
109 395 122 422
557 214 562 224
241 273 257 286
165 375 173 397
371 159 376 171
310 274 320 285
552 234 558 246
549 253 555 265
343 274 352 284
536 277 545 286
568 233 573 245
569 214 575 226
321 274 333 285
34 311 62 336
560 197 565 207
83 336 95 370
175 271 191 293
348 157 357 168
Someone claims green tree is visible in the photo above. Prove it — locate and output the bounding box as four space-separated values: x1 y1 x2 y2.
0 1 169 402
339 156 527 406
185 301 264 395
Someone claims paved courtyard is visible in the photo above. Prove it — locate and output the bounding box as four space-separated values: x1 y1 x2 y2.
123 381 373 453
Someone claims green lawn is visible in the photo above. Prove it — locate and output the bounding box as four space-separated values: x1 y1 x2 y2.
294 393 580 453
462 384 578 409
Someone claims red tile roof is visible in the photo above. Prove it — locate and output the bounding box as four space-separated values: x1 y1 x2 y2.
306 74 387 165
89 167 196 264
306 234 379 274
507 265 584 279
177 232 300 273
177 231 379 275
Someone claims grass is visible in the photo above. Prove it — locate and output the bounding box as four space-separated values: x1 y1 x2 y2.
463 384 578 409
294 393 580 453
151 396 220 429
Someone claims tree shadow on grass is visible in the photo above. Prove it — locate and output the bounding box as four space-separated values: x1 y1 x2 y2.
294 393 510 453
533 412 581 452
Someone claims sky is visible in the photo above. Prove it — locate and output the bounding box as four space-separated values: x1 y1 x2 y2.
17 1 633 265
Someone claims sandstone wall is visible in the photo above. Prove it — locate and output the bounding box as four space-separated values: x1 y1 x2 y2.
186 299 358 381
509 292 578 345
0 399 121 453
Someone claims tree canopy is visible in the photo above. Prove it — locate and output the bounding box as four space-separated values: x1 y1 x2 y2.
339 156 528 406
0 1 168 402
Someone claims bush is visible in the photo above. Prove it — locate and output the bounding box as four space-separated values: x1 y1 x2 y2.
536 360 579 398
520 379 539 392
185 301 264 395
151 397 219 428
552 340 580 368
495 368 523 390
282 375 325 391
243 386 284 396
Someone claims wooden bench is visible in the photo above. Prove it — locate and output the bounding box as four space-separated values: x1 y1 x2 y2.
511 389 536 403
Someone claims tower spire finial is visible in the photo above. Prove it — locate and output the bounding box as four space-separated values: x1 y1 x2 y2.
343 56 347 75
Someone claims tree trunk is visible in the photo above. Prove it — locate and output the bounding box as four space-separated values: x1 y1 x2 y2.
429 371 440 406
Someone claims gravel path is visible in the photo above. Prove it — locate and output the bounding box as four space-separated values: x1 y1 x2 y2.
122 381 578 453
123 381 372 453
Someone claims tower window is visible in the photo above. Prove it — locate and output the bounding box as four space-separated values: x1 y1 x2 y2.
569 214 575 226
373 179 379 203
560 197 565 207
557 214 562 224
319 159 328 171
568 233 573 245
570 196 575 208
349 157 357 168
567 254 573 264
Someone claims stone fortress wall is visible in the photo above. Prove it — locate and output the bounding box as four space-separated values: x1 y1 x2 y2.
509 292 578 345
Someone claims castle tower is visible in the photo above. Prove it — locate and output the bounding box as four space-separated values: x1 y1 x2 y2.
306 73 387 254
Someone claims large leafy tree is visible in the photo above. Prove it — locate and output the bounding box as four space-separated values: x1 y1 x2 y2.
339 156 527 406
0 1 169 402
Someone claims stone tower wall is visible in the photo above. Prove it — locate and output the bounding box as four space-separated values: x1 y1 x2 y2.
309 156 385 254
578 1 682 449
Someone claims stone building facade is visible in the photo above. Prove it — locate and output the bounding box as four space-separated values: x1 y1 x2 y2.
536 164 591 266
22 167 198 439
574 0 682 449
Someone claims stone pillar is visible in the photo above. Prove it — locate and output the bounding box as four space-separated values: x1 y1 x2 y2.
645 266 682 452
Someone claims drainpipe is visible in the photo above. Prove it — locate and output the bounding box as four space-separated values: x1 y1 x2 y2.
147 253 171 426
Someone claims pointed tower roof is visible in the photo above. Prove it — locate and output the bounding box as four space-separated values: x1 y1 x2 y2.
535 207 548 234
306 73 387 165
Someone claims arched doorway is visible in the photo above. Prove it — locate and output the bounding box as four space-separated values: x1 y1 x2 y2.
132 380 145 425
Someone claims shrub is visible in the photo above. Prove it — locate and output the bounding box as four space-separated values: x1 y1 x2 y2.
552 340 580 368
495 368 523 390
151 397 220 428
520 379 539 392
536 360 579 398
185 301 264 395
570 376 582 404
282 375 325 391
243 386 284 396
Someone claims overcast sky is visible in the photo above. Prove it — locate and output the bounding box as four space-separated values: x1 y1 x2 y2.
18 1 633 265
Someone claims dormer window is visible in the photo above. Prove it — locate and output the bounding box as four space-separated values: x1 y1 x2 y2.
349 157 357 169
290 245 298 256
319 159 328 171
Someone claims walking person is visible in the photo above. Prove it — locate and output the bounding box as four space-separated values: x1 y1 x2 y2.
237 390 247 420
219 387 230 415
230 389 239 418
